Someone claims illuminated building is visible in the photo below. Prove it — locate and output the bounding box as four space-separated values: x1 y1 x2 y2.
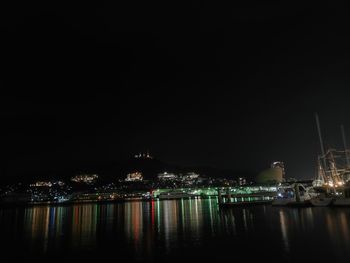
238 177 247 186
125 172 143 182
30 181 53 187
158 172 177 181
256 163 284 184
71 174 98 184
182 172 200 181
271 161 286 177
30 181 64 187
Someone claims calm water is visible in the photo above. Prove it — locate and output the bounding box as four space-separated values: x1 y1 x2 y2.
0 198 350 263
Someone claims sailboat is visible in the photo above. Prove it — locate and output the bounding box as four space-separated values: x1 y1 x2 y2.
311 116 350 206
310 156 335 206
332 125 350 206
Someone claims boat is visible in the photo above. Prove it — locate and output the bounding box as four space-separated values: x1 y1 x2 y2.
312 116 350 206
332 183 350 206
310 195 334 207
272 183 313 207
309 160 335 206
310 150 350 206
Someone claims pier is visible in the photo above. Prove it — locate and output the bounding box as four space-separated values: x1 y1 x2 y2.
217 188 275 207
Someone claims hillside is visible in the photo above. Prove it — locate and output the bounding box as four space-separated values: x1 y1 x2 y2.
1 156 256 185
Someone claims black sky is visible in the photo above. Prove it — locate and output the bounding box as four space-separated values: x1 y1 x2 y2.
2 2 350 181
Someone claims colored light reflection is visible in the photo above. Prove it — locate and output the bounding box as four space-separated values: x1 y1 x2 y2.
0 200 350 262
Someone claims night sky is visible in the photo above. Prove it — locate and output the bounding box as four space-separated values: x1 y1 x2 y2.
2 2 350 181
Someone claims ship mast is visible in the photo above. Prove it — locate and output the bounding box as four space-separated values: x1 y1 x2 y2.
341 124 350 181
315 113 328 172
341 125 350 167
317 156 327 183
328 149 341 185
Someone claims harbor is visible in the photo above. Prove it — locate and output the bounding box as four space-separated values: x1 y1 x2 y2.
4 112 350 209
1 197 350 263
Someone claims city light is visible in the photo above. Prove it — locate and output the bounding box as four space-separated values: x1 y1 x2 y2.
71 174 99 184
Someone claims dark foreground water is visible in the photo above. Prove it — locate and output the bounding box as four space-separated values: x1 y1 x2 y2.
0 198 350 263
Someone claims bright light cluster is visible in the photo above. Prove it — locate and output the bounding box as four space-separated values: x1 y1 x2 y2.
71 174 98 184
325 180 345 188
30 181 65 187
125 172 143 182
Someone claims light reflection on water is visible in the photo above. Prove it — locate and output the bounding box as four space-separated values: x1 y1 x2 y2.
1 199 350 262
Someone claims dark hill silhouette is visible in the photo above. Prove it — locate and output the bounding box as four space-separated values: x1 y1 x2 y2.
1 157 256 185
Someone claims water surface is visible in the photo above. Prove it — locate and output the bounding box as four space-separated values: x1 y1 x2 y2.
0 198 349 262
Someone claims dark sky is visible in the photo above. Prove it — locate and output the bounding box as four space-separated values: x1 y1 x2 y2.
2 2 350 181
